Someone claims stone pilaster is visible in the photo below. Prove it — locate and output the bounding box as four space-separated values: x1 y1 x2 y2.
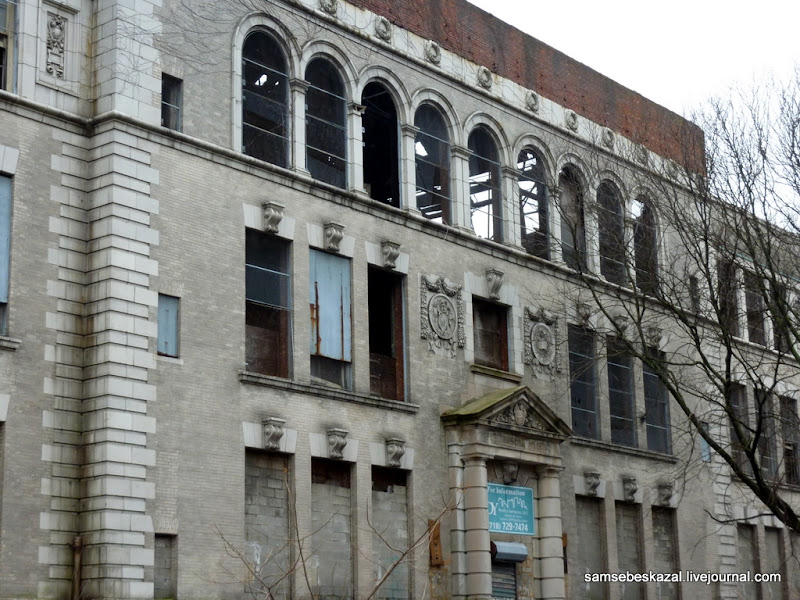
348 102 367 195
400 124 421 214
463 454 491 599
290 78 311 175
538 467 566 600
448 442 466 600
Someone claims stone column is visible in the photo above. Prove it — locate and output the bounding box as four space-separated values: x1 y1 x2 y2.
584 187 601 275
502 165 523 250
450 145 473 233
400 124 421 214
447 442 466 600
463 454 491 599
538 467 566 600
347 102 367 195
548 186 563 263
290 78 310 175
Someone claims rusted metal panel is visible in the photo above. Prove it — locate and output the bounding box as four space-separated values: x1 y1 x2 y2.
309 249 351 361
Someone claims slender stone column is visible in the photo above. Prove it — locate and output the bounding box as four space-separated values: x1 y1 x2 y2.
290 78 310 175
584 187 601 275
400 124 421 214
451 145 473 232
463 454 491 599
347 102 367 195
447 443 466 600
538 467 566 600
502 165 523 249
548 186 564 263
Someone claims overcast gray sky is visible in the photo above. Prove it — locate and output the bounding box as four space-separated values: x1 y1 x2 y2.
467 0 800 116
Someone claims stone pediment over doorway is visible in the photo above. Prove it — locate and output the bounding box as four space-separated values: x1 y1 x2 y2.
442 386 571 440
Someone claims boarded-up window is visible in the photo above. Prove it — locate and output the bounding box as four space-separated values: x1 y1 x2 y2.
368 268 404 400
575 497 604 599
765 527 785 600
311 459 352 600
372 467 409 600
310 249 351 388
0 175 10 334
157 294 179 357
652 508 677 600
616 503 643 600
473 298 508 371
246 230 291 377
737 524 758 599
154 534 177 599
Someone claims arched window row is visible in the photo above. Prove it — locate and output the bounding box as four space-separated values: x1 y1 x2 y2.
238 29 661 288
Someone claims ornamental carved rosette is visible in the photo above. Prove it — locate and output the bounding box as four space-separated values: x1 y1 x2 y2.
420 275 464 357
524 307 561 379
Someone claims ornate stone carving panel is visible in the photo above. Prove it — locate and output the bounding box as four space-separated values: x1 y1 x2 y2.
420 275 464 357
46 14 67 79
524 307 561 379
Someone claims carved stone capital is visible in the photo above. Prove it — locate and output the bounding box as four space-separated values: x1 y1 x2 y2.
386 438 405 468
262 417 286 451
262 202 285 234
622 476 638 502
327 428 348 459
382 240 401 269
485 268 504 300
584 470 601 497
324 222 345 252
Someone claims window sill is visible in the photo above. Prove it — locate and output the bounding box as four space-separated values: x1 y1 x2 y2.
469 363 522 382
0 336 20 351
156 354 184 365
239 370 420 413
570 436 677 463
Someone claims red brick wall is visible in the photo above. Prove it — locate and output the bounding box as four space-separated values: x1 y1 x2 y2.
350 0 704 169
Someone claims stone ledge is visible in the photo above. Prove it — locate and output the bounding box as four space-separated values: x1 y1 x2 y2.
570 436 679 463
469 363 523 382
0 335 21 351
239 370 420 414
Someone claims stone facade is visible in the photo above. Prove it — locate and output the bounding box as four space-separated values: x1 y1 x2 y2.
0 0 798 599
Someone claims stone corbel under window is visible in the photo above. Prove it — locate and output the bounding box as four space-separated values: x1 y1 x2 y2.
242 419 298 453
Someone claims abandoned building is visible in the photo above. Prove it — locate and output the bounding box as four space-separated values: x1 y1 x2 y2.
0 0 799 599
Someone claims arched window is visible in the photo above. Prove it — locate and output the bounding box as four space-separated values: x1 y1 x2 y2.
559 167 586 271
414 104 450 223
597 181 625 284
305 58 347 188
468 127 502 242
242 31 289 167
362 82 399 207
633 197 659 295
518 148 549 259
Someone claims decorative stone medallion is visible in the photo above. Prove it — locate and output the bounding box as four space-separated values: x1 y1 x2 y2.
524 307 561 378
420 275 464 357
490 401 548 431
319 0 338 15
374 16 392 42
602 128 615 149
477 66 492 90
424 40 441 65
525 90 540 113
565 110 578 132
47 14 67 79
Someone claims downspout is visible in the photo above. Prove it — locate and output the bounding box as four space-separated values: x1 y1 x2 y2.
71 535 83 600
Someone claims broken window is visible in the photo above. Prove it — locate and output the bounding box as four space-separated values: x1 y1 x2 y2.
468 127 502 242
414 104 450 223
368 267 404 400
472 298 508 371
242 30 289 167
569 325 597 439
306 58 347 189
309 249 351 389
643 348 671 453
0 1 15 92
161 74 182 131
157 294 180 358
781 396 800 485
362 82 400 207
608 337 636 447
597 181 626 285
744 271 766 346
245 229 291 377
717 258 740 337
518 148 549 259
559 167 586 271
633 197 658 295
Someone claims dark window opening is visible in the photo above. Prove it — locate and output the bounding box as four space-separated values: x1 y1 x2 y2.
559 168 586 271
312 458 351 488
689 275 701 314
608 337 636 447
242 31 289 167
771 282 791 352
728 383 750 474
633 198 658 295
368 267 404 401
309 249 351 389
0 175 11 336
414 104 451 223
597 181 626 285
569 325 597 439
362 82 400 207
472 298 508 371
644 348 671 453
157 294 180 357
154 534 177 600
468 127 502 242
744 271 766 346
0 0 14 92
371 465 407 492
756 389 777 479
306 58 347 188
717 259 739 337
781 396 800 485
245 230 291 378
518 148 549 260
161 74 182 131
